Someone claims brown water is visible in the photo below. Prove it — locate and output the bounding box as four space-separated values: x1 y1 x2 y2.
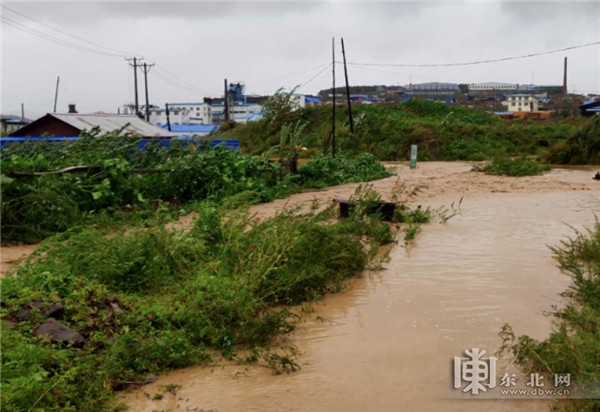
123 187 599 412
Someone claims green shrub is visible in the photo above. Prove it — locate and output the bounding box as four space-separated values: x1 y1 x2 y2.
1 189 400 410
500 221 600 410
475 156 550 176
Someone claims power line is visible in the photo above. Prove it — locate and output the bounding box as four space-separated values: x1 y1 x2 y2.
1 16 125 58
345 41 600 68
2 4 135 57
298 63 332 90
153 66 213 95
149 69 207 95
248 62 330 86
3 6 213 96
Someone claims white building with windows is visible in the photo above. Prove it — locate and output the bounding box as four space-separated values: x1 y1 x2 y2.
506 94 539 112
468 82 518 92
149 102 212 125
407 82 459 95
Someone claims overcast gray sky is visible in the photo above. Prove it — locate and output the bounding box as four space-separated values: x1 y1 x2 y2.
2 1 599 119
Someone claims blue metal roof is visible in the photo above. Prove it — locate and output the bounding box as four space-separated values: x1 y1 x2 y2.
305 96 322 104
157 124 219 133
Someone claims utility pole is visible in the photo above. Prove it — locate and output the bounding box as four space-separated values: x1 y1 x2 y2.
563 56 568 95
53 76 60 113
126 57 143 117
341 38 354 135
331 37 336 158
165 103 171 131
141 62 155 121
224 79 230 122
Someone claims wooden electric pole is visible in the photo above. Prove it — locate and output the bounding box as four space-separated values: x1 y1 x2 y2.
331 37 336 158
53 76 60 113
126 57 143 117
563 56 568 95
341 38 354 135
141 62 155 121
165 103 172 131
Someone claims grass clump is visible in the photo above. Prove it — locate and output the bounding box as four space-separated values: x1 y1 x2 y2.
474 156 551 176
500 220 600 410
1 187 399 411
299 153 392 189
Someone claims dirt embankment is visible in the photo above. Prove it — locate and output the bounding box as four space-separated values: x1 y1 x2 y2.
2 162 597 277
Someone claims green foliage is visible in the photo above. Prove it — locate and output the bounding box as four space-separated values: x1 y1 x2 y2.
217 99 590 163
1 132 393 243
299 153 392 188
474 156 551 176
544 117 600 165
500 221 600 410
268 120 307 161
1 186 401 411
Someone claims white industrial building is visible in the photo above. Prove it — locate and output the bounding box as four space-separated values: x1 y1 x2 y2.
469 82 518 92
149 102 212 125
407 82 459 95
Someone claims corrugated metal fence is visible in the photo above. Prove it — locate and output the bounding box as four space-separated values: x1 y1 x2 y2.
0 136 240 151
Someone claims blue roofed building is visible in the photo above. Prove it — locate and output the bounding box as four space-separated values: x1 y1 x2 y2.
157 123 219 137
305 96 323 106
579 99 600 117
1 114 32 134
349 94 373 104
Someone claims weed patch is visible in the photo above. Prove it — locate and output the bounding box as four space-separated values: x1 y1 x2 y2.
473 156 550 176
1 185 408 411
500 220 600 410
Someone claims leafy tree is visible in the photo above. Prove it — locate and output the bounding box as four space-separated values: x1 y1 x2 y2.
261 87 302 134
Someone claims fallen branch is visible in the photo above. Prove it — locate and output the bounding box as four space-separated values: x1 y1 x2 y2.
5 166 161 178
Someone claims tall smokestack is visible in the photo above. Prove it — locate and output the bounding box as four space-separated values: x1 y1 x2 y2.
563 56 568 95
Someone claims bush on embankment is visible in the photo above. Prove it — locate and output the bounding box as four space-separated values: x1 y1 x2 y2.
217 99 584 162
1 193 401 411
543 116 600 165
0 130 391 243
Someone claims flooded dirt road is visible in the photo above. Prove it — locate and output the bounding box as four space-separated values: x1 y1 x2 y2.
122 163 599 412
